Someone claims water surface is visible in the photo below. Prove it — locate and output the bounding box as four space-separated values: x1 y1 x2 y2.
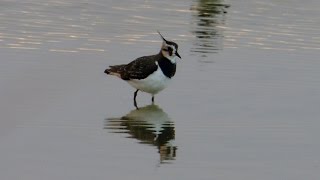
1 0 320 179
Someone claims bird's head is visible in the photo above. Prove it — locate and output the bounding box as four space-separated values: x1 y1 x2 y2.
158 31 181 62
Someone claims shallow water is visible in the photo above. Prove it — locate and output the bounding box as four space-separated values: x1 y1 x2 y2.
1 0 320 179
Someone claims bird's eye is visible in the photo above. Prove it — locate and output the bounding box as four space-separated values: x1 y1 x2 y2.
168 47 173 51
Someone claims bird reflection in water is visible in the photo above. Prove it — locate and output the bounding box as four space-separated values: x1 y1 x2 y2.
190 0 230 56
105 105 176 164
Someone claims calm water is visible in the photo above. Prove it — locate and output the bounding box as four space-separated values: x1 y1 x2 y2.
1 0 320 179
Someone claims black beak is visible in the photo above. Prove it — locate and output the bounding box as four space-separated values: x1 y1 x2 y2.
176 51 181 59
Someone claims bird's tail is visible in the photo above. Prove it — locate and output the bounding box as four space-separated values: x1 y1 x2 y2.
104 68 113 74
104 64 126 78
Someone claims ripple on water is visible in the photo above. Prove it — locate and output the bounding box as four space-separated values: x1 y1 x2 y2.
190 0 230 56
224 0 320 53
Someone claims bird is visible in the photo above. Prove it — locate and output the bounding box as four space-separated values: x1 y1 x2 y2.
104 31 181 109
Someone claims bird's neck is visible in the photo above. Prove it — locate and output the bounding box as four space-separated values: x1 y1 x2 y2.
159 51 177 64
157 52 177 78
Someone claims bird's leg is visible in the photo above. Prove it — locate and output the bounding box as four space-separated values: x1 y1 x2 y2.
134 89 139 109
151 95 155 104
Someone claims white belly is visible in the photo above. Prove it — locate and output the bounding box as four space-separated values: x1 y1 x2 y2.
127 67 171 95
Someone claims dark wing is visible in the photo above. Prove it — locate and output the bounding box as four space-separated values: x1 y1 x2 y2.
123 55 158 80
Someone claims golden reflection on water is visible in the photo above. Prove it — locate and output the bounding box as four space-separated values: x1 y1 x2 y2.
105 105 177 164
0 0 320 56
224 1 320 52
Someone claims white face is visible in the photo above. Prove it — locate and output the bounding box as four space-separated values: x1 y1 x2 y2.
161 41 180 63
161 42 177 58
